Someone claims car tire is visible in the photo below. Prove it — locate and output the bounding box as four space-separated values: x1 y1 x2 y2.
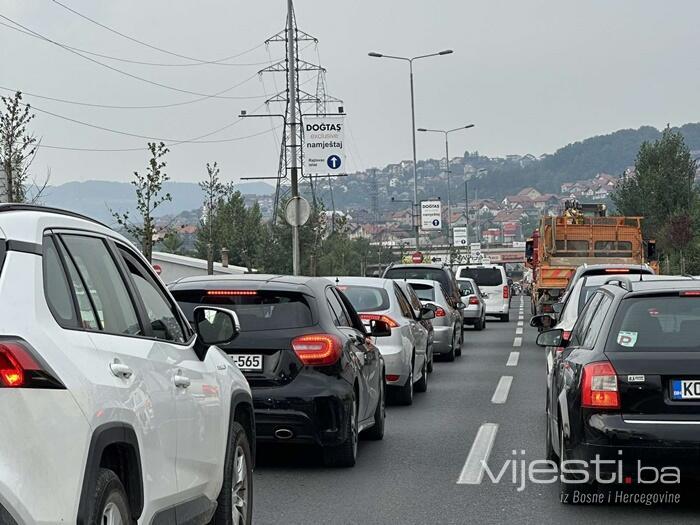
364 378 385 440
545 413 557 462
474 317 484 331
415 360 428 393
323 397 358 468
427 349 434 373
212 421 254 525
86 468 131 525
455 330 462 357
501 312 510 322
393 362 414 406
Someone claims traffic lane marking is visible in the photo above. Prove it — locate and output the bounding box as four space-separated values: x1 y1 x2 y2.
506 351 519 366
515 327 523 335
517 321 523 327
513 337 522 347
491 375 513 404
457 423 499 484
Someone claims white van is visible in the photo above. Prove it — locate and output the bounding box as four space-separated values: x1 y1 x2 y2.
455 264 511 321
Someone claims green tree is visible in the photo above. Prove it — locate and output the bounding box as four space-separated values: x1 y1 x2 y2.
195 162 226 271
112 142 172 262
159 231 184 254
612 127 699 272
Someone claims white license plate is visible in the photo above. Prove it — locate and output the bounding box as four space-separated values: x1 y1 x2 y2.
672 379 700 400
230 354 263 371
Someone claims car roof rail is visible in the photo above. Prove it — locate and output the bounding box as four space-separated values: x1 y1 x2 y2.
0 203 108 228
604 275 633 291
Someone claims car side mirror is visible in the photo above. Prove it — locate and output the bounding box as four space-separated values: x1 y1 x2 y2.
552 302 564 314
369 319 392 337
456 301 466 310
193 306 239 358
419 306 435 320
536 329 564 347
530 314 556 329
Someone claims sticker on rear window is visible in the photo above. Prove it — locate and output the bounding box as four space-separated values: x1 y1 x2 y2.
617 331 638 347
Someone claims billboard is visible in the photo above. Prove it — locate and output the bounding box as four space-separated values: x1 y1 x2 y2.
303 117 345 174
420 200 442 230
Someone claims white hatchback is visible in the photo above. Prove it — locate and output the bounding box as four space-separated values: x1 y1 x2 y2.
0 205 255 525
455 264 511 322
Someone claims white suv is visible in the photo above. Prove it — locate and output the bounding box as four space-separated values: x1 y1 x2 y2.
0 205 254 525
455 264 511 322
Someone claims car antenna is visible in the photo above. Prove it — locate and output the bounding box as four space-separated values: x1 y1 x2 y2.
335 277 340 284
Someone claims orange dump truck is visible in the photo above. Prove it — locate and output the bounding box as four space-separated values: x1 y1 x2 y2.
525 202 657 315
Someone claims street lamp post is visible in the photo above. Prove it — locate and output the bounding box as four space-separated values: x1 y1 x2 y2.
417 124 475 246
369 49 453 250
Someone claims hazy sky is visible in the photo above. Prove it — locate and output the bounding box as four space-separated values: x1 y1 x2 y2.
2 0 698 185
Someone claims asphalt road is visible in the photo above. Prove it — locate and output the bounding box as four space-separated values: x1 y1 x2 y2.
253 297 700 524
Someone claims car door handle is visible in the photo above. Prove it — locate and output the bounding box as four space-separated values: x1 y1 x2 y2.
109 362 133 379
174 373 191 389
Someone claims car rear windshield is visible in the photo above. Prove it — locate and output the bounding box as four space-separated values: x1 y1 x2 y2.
457 280 475 295
458 268 503 287
172 289 313 331
410 283 435 302
606 295 700 352
384 268 449 290
337 285 389 313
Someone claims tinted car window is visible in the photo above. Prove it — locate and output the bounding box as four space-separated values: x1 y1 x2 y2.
606 296 700 351
384 267 450 291
119 248 186 343
410 283 435 302
394 286 414 319
173 289 313 331
581 294 612 348
338 285 389 312
457 280 475 295
61 235 141 336
459 268 503 287
326 288 351 327
570 292 603 347
43 236 78 328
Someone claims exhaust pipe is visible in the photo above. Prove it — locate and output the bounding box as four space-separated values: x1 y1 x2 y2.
274 428 294 440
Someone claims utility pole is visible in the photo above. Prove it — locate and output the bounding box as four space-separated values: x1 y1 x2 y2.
465 179 469 246
286 0 301 275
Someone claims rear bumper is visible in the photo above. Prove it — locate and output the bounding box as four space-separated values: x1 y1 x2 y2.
252 373 354 447
462 306 482 322
485 302 509 315
374 340 411 385
570 413 700 479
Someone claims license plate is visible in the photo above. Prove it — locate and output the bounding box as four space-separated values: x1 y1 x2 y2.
230 354 263 371
671 379 700 400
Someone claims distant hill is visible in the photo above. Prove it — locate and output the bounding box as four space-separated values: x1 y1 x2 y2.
37 180 275 224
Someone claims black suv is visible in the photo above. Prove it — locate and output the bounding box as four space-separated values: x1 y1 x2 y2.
382 263 461 306
539 275 700 501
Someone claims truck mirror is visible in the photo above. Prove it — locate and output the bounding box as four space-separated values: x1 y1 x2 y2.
647 240 657 261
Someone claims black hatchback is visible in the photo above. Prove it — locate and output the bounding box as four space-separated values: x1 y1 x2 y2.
539 276 700 500
170 274 388 467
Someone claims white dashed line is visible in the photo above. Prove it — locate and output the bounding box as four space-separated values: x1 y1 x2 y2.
517 321 523 327
516 327 523 335
491 376 513 404
513 337 522 347
506 351 520 366
457 423 499 484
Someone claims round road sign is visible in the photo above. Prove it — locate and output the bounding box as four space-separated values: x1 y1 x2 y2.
285 196 311 227
327 155 342 170
411 251 423 263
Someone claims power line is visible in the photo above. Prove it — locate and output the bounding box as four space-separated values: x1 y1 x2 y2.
0 14 267 100
50 0 253 65
0 21 273 67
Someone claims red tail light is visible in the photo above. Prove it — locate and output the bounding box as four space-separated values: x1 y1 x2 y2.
0 340 63 389
360 314 399 328
581 361 620 409
435 307 446 317
503 286 509 299
680 291 700 297
468 296 480 305
207 290 257 296
292 334 342 366
386 374 400 382
605 268 630 273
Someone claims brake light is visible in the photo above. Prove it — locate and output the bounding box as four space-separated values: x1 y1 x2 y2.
680 291 700 297
359 314 399 328
468 296 480 305
581 361 620 409
605 268 630 273
503 286 509 299
291 334 342 366
0 340 63 389
386 374 400 382
435 307 446 317
207 290 257 296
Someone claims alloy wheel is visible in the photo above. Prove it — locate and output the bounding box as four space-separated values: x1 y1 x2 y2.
102 502 124 525
231 445 249 524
